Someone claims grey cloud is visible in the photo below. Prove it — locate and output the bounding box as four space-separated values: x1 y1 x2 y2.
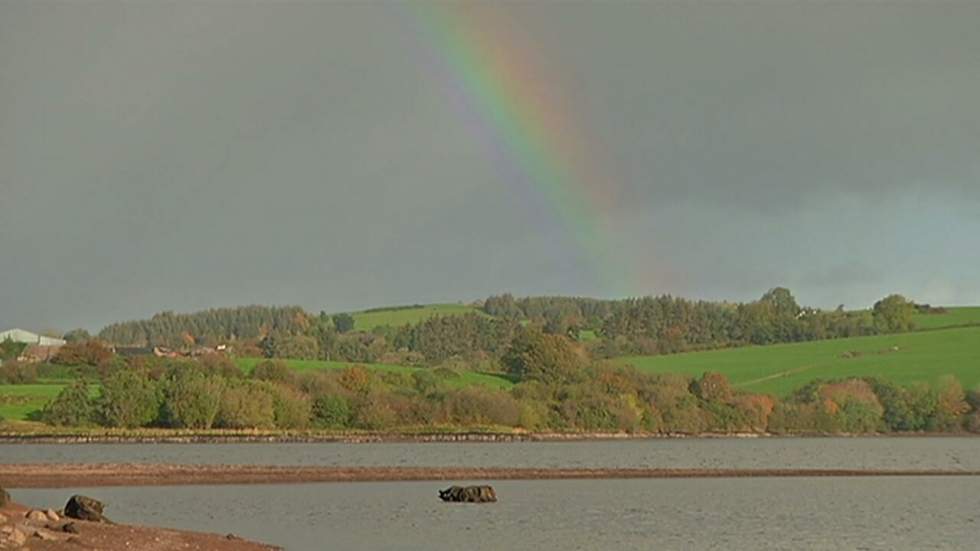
1 1 978 331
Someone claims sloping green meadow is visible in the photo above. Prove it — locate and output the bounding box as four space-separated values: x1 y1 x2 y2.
350 303 485 331
233 357 514 390
0 383 99 421
911 306 980 330
614 326 980 396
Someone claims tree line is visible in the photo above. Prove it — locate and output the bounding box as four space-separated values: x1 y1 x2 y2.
35 331 978 435
97 306 312 348
89 289 919 367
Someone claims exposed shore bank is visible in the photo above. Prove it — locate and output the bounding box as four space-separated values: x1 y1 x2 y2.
0 500 277 550
1 429 974 444
0 430 760 444
2 464 978 489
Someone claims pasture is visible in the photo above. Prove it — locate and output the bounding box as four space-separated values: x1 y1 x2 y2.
614 326 980 396
911 306 980 330
0 383 99 422
349 303 485 331
0 384 65 421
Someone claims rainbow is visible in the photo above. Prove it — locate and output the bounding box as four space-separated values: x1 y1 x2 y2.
403 2 632 296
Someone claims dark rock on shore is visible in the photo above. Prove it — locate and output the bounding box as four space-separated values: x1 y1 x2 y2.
62 522 80 534
438 485 497 503
65 495 109 523
0 487 8 508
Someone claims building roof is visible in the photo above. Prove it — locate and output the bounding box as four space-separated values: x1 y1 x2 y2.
0 328 66 347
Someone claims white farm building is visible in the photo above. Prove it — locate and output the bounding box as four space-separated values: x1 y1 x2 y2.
0 328 66 347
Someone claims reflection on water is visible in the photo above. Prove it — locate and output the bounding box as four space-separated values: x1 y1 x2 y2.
14 477 980 550
2 437 980 470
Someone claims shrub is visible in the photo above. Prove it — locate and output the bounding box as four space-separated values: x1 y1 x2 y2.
732 394 776 432
198 353 242 379
639 374 709 434
160 365 226 429
338 366 374 395
261 334 320 360
251 360 295 386
517 402 548 431
868 378 919 431
0 361 38 384
379 371 414 388
933 376 969 431
439 387 521 427
351 391 396 430
411 370 440 395
52 341 114 367
690 372 734 403
269 384 311 429
297 371 342 397
503 329 584 384
432 367 460 381
99 368 161 428
216 380 275 429
41 380 95 426
312 393 352 429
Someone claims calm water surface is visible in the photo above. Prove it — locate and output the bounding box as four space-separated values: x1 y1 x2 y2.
2 437 979 470
13 477 980 550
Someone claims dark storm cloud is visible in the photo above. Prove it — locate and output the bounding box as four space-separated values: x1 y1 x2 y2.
1 1 978 331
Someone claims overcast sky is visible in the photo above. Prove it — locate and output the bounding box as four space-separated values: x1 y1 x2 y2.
2 1 978 332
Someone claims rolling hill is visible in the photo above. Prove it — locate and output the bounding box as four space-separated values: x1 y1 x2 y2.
613 325 980 396
349 303 486 331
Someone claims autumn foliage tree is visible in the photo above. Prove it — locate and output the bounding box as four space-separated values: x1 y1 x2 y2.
53 341 114 367
872 294 916 333
503 329 584 384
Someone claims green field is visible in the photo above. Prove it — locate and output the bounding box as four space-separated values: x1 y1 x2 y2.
912 306 980 330
614 326 980 396
0 383 100 422
0 384 64 421
233 357 514 390
349 303 485 331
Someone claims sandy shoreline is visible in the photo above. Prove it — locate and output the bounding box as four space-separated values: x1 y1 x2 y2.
0 431 758 444
0 501 278 550
0 431 975 445
2 464 978 488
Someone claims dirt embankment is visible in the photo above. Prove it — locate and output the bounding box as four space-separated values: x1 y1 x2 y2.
2 463 978 489
0 500 277 550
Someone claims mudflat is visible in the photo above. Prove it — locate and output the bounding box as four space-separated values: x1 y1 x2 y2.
2 463 978 489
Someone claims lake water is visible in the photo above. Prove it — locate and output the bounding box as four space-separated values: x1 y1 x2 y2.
13 477 980 550
3 437 980 470
5 438 980 549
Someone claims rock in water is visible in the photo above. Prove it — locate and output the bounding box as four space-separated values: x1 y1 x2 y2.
64 495 109 523
438 485 497 503
0 486 9 508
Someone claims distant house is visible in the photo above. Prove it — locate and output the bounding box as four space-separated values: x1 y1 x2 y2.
113 346 156 358
0 328 66 347
18 344 61 363
112 345 180 359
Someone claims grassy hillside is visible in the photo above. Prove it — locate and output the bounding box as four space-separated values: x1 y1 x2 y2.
350 303 485 331
0 384 64 421
233 357 514 390
614 326 980 396
0 383 100 422
912 306 980 330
